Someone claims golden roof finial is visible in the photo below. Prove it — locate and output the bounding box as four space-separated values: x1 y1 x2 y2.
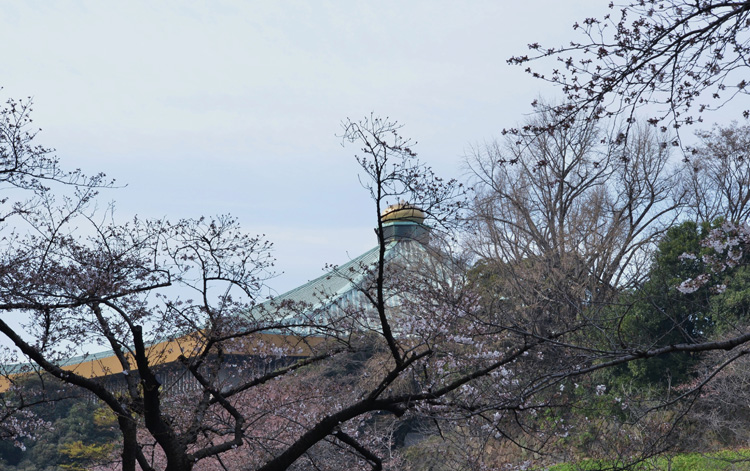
380 201 425 224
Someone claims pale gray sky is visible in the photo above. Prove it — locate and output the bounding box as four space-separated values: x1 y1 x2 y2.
2 0 607 296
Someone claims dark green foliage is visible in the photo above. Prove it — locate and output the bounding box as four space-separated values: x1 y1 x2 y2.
710 265 750 335
609 221 713 387
602 219 750 388
0 377 120 470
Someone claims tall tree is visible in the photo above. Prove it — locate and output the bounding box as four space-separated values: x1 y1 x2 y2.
467 109 684 332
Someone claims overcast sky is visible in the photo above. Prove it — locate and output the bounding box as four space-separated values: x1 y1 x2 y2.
2 0 612 296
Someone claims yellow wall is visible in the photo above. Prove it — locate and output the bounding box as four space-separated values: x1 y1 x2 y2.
0 332 323 392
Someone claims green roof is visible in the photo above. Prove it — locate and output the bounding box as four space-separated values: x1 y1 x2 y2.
264 244 383 311
253 234 437 335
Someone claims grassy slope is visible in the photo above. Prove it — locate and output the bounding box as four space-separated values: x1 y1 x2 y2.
547 449 750 471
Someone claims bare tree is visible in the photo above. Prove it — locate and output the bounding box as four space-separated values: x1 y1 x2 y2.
467 109 684 332
454 109 722 467
686 122 750 224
